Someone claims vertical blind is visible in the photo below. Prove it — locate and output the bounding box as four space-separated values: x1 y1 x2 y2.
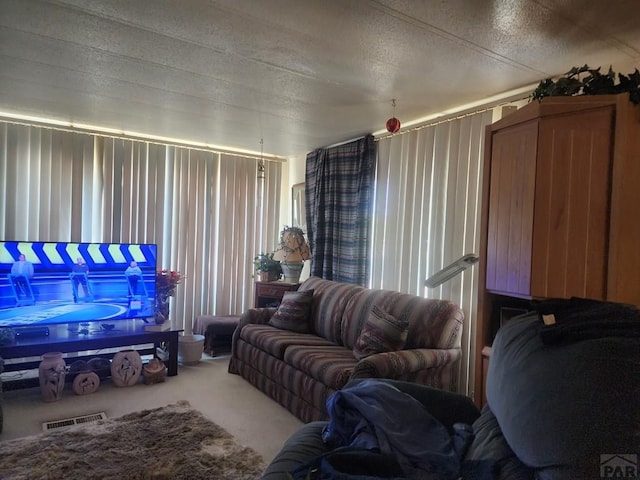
0 122 282 333
370 109 497 398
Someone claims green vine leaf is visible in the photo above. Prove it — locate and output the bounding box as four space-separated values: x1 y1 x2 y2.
530 65 640 104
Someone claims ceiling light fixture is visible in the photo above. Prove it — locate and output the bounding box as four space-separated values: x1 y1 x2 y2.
257 138 266 180
386 99 401 133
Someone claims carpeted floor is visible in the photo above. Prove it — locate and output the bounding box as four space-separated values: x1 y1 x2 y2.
1 354 303 463
0 400 265 480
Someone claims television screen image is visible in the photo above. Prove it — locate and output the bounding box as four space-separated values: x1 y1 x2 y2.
0 241 157 328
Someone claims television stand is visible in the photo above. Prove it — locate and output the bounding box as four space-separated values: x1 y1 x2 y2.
0 321 182 391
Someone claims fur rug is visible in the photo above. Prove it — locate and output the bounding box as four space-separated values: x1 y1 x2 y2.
0 400 265 480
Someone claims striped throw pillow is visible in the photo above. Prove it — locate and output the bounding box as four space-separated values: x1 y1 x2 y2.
268 289 314 333
353 305 409 359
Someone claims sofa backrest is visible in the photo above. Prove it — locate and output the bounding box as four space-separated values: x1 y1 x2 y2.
341 288 464 350
299 276 463 351
298 276 365 344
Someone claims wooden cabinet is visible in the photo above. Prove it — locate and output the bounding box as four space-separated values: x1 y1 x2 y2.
254 281 300 308
475 94 640 406
486 105 614 299
485 121 538 297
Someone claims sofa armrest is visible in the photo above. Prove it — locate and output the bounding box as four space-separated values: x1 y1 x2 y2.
228 308 278 371
350 347 461 380
230 307 277 344
261 421 330 480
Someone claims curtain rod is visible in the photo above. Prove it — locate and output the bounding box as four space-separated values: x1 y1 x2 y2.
321 91 531 150
376 95 530 141
374 84 536 141
323 135 371 149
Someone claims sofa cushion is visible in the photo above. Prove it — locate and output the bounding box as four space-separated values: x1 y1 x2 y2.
240 324 336 359
283 345 358 390
298 277 365 344
269 289 314 333
487 312 640 475
342 288 463 350
353 305 409 359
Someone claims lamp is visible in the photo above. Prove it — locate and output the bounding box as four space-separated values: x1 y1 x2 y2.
257 138 265 180
273 226 311 283
424 253 479 288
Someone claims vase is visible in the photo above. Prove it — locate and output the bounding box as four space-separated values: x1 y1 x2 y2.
38 352 66 402
110 349 143 387
154 293 170 325
72 371 100 395
281 262 304 283
154 310 167 325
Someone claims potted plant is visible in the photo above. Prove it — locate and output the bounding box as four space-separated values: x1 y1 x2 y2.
253 252 282 282
272 226 311 283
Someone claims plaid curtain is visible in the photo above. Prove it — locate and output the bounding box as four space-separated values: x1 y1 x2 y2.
305 135 376 285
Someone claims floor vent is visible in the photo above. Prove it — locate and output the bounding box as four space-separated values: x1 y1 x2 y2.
42 412 107 432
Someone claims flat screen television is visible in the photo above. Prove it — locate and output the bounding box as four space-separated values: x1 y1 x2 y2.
0 241 157 328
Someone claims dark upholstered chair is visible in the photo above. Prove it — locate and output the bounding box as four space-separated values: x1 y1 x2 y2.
263 306 640 479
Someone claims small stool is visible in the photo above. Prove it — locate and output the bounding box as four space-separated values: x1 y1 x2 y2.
193 315 241 356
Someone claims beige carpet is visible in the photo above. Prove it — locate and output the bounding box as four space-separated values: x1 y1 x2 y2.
0 400 265 480
1 354 303 463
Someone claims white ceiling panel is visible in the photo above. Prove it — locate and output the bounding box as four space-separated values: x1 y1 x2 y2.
0 0 638 158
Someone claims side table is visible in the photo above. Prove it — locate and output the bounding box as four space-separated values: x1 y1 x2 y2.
254 281 300 308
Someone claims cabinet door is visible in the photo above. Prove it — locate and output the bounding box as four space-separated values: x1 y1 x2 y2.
531 107 614 299
486 121 538 296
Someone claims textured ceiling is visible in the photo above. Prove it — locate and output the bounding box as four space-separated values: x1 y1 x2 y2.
0 0 639 158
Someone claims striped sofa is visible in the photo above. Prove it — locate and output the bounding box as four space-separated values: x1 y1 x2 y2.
228 276 464 423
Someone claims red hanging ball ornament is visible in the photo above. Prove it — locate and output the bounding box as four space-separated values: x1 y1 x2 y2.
386 117 401 133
